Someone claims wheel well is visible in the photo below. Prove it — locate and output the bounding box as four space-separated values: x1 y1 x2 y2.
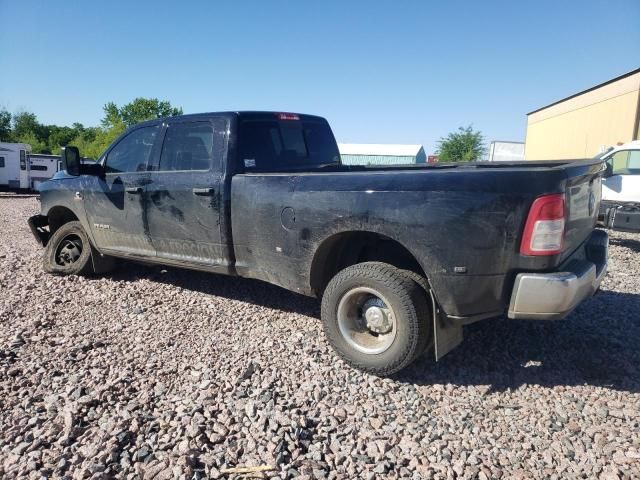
47 207 79 234
310 231 427 296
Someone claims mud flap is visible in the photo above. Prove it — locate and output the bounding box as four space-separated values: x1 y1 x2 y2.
429 291 463 361
89 245 116 274
28 215 50 246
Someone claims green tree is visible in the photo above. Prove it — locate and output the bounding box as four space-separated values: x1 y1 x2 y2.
19 131 48 154
48 125 77 152
2 98 182 159
12 111 43 140
72 122 125 159
10 111 54 153
436 125 486 162
102 97 182 128
0 108 12 141
101 102 122 129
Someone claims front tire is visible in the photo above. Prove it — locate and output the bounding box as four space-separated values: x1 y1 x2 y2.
43 221 94 276
321 262 431 376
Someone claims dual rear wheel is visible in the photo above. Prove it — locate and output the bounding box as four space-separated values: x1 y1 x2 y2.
321 262 432 376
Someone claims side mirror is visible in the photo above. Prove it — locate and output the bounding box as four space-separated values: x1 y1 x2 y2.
603 161 613 178
61 146 81 176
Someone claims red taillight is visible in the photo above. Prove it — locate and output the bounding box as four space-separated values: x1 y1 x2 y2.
520 194 566 256
277 112 300 121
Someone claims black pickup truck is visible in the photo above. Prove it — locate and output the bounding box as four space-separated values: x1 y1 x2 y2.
28 112 608 375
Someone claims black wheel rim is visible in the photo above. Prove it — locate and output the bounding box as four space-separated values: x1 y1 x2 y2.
54 234 83 266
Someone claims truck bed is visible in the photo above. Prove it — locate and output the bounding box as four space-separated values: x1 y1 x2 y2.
230 157 604 319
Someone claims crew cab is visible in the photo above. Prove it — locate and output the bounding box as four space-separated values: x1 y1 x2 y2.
28 112 608 375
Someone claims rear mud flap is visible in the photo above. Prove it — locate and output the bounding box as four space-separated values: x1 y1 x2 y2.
430 291 463 361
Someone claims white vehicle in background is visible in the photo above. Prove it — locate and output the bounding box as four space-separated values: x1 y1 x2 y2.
0 142 32 190
28 153 62 191
487 141 525 161
0 143 69 191
598 140 640 232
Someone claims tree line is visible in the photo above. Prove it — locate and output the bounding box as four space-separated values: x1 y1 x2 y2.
1 97 485 162
0 98 182 159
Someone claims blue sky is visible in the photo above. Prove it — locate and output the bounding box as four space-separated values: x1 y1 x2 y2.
1 1 638 154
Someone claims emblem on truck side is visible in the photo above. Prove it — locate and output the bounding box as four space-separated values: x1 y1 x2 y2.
94 223 110 229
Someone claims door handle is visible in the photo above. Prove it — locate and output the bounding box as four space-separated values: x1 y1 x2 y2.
193 187 214 196
125 186 143 194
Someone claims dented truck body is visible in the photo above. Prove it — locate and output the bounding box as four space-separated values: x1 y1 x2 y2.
30 112 608 365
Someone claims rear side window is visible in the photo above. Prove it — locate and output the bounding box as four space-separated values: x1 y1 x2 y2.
106 125 159 174
0 156 4 168
239 116 339 171
159 122 215 171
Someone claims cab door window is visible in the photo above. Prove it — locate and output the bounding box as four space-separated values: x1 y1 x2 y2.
158 122 215 171
609 150 629 175
105 125 159 174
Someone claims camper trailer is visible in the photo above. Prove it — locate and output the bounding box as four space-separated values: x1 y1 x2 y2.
0 144 68 191
28 153 62 191
0 142 32 189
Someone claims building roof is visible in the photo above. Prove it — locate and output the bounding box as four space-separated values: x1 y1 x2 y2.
338 143 424 156
527 67 640 115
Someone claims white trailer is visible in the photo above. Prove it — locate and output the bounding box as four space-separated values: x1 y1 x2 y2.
28 153 62 190
487 141 525 161
0 142 32 189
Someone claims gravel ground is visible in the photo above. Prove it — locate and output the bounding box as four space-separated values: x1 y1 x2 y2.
1 195 639 480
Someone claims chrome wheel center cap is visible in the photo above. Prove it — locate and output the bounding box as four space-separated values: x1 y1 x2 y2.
365 306 392 334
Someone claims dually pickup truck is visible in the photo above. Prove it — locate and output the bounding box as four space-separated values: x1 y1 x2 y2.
29 112 608 375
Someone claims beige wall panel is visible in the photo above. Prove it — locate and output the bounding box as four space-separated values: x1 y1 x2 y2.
528 71 640 125
525 89 640 160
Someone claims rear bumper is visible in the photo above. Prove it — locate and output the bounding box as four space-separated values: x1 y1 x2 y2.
508 230 608 320
28 214 50 246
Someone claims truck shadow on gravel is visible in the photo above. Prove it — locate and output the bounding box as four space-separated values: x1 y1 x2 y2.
109 265 639 393
609 236 640 253
399 290 640 394
108 264 321 318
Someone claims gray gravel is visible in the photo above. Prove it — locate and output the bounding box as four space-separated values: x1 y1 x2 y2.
1 195 639 479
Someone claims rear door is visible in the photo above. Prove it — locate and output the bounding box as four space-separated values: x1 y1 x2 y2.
145 117 230 267
83 124 160 256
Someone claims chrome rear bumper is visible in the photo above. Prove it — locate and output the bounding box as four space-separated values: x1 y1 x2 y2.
508 230 608 320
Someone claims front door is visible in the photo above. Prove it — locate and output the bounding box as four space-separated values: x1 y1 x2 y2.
603 149 640 203
83 124 161 256
145 118 229 267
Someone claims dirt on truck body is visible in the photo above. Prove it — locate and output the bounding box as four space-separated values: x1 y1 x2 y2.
30 111 608 375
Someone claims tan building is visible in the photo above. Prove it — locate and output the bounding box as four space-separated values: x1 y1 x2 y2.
525 68 640 160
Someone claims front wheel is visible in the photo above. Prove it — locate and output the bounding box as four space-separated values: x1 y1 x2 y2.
43 221 94 276
321 262 431 376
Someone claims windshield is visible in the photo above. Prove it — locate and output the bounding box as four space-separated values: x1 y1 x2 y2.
238 115 340 171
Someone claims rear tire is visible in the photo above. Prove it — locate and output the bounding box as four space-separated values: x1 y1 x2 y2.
321 262 431 376
43 221 94 276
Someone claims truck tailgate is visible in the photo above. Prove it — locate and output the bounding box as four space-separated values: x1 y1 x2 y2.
561 159 605 259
